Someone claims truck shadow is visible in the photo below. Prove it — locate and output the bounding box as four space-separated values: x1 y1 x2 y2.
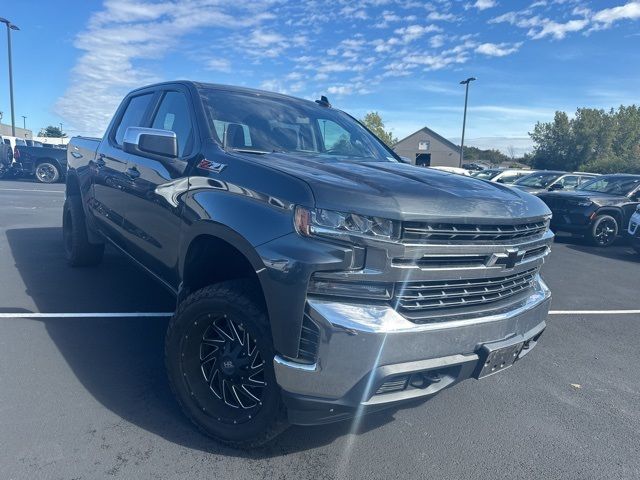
5 227 404 456
553 233 640 263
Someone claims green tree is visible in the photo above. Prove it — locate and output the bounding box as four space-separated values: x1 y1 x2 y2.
38 125 66 138
529 105 640 173
463 145 509 166
361 112 397 147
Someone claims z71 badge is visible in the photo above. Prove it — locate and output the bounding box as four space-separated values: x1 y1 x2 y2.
197 159 226 173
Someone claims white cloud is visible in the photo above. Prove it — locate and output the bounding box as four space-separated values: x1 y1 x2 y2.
592 1 640 27
205 58 232 73
530 18 589 39
427 12 459 21
475 42 522 56
466 0 498 11
56 0 278 135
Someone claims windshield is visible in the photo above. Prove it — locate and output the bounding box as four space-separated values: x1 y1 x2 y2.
472 169 501 180
578 176 640 195
514 172 562 188
198 89 396 162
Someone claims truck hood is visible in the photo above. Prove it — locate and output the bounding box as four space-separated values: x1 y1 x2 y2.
248 153 550 222
512 185 545 195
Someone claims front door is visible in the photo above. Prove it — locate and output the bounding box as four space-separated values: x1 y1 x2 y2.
91 92 155 246
120 88 198 289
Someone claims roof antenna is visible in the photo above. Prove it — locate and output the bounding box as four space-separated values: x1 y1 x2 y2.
315 95 331 108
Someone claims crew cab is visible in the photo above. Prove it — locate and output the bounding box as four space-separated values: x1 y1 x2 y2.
13 143 68 183
64 81 553 448
538 174 640 247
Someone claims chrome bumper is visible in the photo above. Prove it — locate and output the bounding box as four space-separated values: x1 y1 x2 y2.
274 276 550 407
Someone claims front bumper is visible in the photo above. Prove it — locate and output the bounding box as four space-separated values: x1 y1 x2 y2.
628 212 640 248
274 276 550 425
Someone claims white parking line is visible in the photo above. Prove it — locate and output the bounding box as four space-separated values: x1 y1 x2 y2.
549 310 640 315
0 188 64 194
0 312 172 318
0 310 639 319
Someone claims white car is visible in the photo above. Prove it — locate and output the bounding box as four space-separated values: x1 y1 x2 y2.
429 166 471 176
471 168 535 184
628 205 640 254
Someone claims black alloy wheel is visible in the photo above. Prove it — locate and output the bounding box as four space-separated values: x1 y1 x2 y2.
591 215 618 247
165 282 286 448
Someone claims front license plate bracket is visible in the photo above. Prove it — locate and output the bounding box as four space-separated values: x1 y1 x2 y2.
474 340 524 379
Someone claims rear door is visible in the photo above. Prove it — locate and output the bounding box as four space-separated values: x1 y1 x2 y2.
91 91 156 246
119 86 199 288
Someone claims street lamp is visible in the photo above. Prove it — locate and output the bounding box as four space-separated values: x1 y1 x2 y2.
21 115 26 130
459 77 476 168
0 17 20 137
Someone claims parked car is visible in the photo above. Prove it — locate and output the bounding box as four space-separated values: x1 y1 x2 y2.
462 162 485 171
429 166 471 176
512 171 599 195
626 205 640 254
64 81 553 447
0 140 12 177
7 143 68 183
472 168 535 184
538 174 640 247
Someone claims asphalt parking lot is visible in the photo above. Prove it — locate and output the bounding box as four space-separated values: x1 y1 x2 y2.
1 179 640 480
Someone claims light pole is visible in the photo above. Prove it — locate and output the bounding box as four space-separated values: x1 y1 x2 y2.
459 77 476 168
0 17 20 137
59 123 64 145
22 115 26 130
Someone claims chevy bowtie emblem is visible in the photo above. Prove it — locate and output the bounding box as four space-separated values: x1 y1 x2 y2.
490 249 526 269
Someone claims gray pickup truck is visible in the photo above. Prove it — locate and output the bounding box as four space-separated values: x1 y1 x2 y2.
65 81 553 448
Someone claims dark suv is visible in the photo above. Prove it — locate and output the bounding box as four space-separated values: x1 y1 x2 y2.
538 174 640 246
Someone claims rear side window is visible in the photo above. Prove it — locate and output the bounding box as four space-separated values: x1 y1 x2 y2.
151 91 194 157
114 93 154 145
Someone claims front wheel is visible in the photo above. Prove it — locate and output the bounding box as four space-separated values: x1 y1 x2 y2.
165 282 287 448
35 161 61 183
589 215 618 247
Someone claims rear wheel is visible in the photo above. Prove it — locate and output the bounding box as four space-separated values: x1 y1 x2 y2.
165 282 287 448
63 196 105 266
589 215 618 247
35 161 60 183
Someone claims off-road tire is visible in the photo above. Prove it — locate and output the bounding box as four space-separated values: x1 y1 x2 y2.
63 196 105 266
165 281 287 449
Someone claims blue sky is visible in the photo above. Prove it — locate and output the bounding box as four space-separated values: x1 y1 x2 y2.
1 0 639 154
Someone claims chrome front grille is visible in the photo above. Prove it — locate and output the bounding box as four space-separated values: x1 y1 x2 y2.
402 220 548 243
395 267 538 314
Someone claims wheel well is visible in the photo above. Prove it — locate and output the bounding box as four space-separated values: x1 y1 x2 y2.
66 173 81 196
182 235 267 310
596 209 622 227
36 157 61 168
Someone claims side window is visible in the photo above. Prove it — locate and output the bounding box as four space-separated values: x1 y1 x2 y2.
558 175 579 188
579 176 594 185
114 93 154 145
318 119 350 151
151 91 194 157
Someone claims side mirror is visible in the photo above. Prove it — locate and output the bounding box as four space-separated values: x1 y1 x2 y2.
123 127 178 161
549 183 564 191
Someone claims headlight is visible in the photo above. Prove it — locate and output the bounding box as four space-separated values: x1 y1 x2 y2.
294 206 400 241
